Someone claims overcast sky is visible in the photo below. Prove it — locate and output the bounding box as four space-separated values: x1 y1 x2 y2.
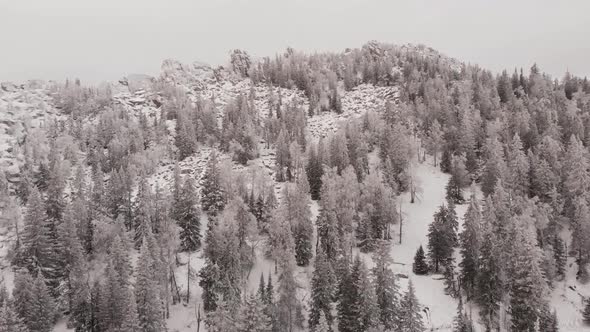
1 0 588 84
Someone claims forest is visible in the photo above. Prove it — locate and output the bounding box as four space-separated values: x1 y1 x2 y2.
1 41 590 331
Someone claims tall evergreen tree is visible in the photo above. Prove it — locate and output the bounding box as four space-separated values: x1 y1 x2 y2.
0 299 28 332
176 178 202 251
373 245 400 330
412 245 429 275
201 153 226 216
238 294 272 332
459 193 481 298
135 240 166 332
399 280 425 332
309 247 335 330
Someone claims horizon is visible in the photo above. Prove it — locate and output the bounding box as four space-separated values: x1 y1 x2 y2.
1 0 589 84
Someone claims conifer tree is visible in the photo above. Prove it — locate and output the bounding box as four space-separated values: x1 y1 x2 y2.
0 299 28 332
134 177 153 248
509 218 548 332
276 251 303 332
337 256 360 332
427 205 455 272
452 298 474 332
29 276 55 332
459 194 481 298
135 240 166 332
553 234 567 280
399 280 425 332
373 245 400 330
14 187 55 282
238 294 272 332
199 259 221 312
412 245 429 275
201 153 226 216
120 288 141 332
315 311 330 332
357 260 379 331
476 218 503 331
176 178 202 251
309 247 335 330
481 138 506 196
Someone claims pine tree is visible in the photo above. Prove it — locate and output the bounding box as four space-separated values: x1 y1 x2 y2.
476 218 503 331
507 134 530 197
399 280 425 332
309 247 335 330
29 276 55 332
199 259 221 312
99 260 127 330
427 205 455 272
459 194 481 298
12 271 35 331
553 234 566 280
205 300 239 332
134 177 153 248
120 288 140 332
176 178 202 251
452 298 474 332
276 252 303 332
481 138 506 197
238 294 272 332
338 256 360 332
412 245 429 275
373 245 400 330
135 240 166 332
201 153 226 216
315 311 331 332
357 260 379 331
509 217 549 332
14 187 55 282
0 299 28 332
584 298 590 324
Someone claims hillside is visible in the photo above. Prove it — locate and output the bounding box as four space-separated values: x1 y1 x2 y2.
1 41 590 332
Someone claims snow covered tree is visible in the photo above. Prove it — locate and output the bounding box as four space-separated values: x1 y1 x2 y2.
459 193 481 299
412 245 429 275
507 133 530 196
276 252 303 332
201 153 226 216
427 205 455 272
481 137 507 196
0 299 28 332
428 120 444 166
120 288 141 332
309 247 335 330
238 294 272 332
13 274 55 332
306 143 324 201
135 240 166 332
280 183 313 266
399 280 425 332
509 217 548 332
373 245 400 330
175 177 202 251
199 259 221 312
13 187 56 284
476 217 503 331
205 299 240 332
452 298 474 332
133 177 153 248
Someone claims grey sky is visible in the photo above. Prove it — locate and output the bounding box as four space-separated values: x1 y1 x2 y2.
1 0 588 84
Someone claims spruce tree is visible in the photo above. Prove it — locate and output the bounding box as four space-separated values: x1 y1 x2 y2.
200 153 226 216
199 259 221 312
176 178 202 251
399 280 425 332
306 143 324 201
337 256 360 332
412 245 429 275
373 245 400 330
459 194 481 298
309 247 335 330
0 299 28 332
135 240 166 332
14 187 55 282
238 294 272 332
427 205 455 272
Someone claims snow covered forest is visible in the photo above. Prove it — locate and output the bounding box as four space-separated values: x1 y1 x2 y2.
2 41 590 331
